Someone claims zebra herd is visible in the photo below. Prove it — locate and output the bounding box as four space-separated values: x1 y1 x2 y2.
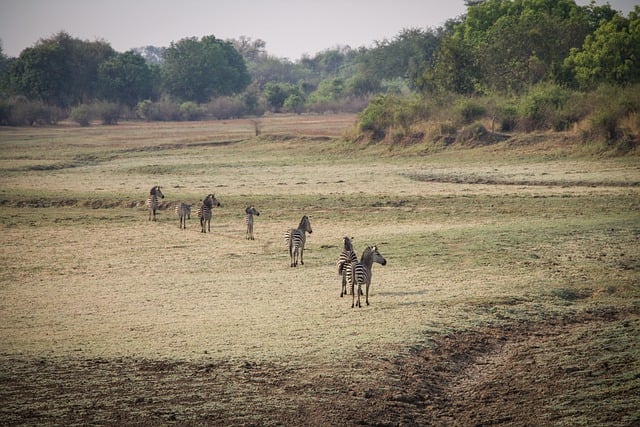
145 186 387 308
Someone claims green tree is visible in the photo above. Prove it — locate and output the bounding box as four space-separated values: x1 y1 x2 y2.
565 7 640 87
10 32 115 106
426 0 592 94
162 35 250 103
97 51 154 106
264 82 301 112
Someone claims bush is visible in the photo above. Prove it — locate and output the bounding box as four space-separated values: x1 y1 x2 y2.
94 101 120 125
70 105 92 126
7 99 63 126
179 101 205 121
207 96 245 119
517 83 571 132
455 99 486 124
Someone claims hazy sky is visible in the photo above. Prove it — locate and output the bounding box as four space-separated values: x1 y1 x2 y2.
0 0 637 60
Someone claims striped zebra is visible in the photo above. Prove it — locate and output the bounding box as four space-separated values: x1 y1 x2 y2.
349 245 387 308
337 236 358 298
196 194 221 233
145 186 164 221
174 203 192 229
245 205 260 240
284 215 312 267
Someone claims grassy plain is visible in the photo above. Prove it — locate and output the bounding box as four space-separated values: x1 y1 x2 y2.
0 114 638 425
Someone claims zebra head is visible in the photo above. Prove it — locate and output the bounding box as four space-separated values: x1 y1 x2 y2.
299 215 312 234
204 193 221 207
246 205 260 216
151 186 164 198
363 245 387 266
343 236 354 252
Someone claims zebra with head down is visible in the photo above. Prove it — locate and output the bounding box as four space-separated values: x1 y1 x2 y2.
175 203 192 229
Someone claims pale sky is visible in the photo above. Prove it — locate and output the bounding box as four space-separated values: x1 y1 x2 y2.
0 0 637 61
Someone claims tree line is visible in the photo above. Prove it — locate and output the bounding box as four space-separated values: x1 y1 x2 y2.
0 0 638 150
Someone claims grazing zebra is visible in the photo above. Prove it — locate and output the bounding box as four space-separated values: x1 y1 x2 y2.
145 186 164 221
349 245 387 308
337 236 358 298
196 194 221 233
174 203 192 229
245 205 260 240
284 215 313 267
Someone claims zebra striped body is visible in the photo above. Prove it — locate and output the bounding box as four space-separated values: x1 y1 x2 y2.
338 236 358 297
284 215 312 267
245 206 260 240
174 203 192 229
145 186 164 221
196 194 221 233
349 245 387 308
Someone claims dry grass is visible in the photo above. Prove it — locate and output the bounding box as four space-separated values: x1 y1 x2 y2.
0 115 638 425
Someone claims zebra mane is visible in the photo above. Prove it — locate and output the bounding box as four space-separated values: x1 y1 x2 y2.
298 215 309 229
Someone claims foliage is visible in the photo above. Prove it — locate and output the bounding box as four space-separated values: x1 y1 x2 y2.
93 101 120 125
70 104 91 126
162 35 251 103
97 51 154 107
9 32 115 107
179 101 205 121
564 6 640 88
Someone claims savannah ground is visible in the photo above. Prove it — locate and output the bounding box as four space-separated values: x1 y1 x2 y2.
0 114 638 425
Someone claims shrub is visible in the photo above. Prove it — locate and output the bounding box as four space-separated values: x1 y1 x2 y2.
455 99 486 124
517 83 571 131
8 99 63 126
179 101 205 121
70 105 91 126
207 96 245 119
94 101 120 125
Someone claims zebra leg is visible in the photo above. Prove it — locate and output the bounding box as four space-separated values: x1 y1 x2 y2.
366 281 370 306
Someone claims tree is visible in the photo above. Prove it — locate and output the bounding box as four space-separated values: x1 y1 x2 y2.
565 7 640 87
97 51 154 106
10 32 115 106
264 82 301 112
426 0 593 94
162 35 250 103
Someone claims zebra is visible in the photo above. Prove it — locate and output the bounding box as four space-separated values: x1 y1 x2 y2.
349 245 387 308
337 236 358 298
145 186 164 221
196 194 221 233
284 215 312 267
245 205 260 240
174 202 192 229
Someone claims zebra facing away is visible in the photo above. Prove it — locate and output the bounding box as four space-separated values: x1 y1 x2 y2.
284 215 313 267
338 236 358 298
174 203 192 229
196 194 221 233
146 186 164 221
349 245 387 308
245 205 260 240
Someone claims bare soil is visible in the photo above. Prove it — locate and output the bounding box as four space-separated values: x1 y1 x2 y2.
1 308 637 426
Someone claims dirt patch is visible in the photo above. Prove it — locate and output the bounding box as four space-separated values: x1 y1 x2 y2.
1 308 637 426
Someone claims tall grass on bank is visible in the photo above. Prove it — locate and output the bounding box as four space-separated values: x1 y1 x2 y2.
355 83 640 154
